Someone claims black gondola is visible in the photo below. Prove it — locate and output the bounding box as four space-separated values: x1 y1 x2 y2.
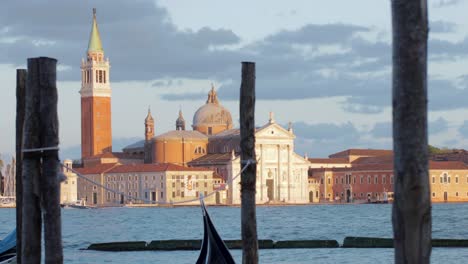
0 229 16 264
196 199 235 264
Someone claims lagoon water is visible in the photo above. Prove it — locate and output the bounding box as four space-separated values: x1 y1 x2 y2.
1 203 468 263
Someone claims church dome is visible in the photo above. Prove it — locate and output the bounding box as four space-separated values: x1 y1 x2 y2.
192 85 233 135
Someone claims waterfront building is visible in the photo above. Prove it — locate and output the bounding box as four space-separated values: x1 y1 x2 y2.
73 10 337 205
189 114 310 205
308 149 468 203
60 159 78 204
76 163 215 206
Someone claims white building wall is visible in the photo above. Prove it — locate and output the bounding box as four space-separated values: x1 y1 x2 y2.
227 123 310 205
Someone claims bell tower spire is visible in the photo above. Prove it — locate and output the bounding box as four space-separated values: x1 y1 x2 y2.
145 107 155 140
176 108 186 131
88 8 103 54
80 8 112 159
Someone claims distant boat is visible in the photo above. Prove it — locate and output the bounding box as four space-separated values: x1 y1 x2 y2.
0 197 16 208
0 229 16 264
196 199 235 264
61 199 91 209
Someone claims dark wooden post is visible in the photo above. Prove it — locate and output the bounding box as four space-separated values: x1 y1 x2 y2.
391 1 431 263
16 69 27 264
22 60 43 264
36 57 63 263
239 61 258 264
23 57 63 264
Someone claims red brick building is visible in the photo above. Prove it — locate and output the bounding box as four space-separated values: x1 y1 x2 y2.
80 9 112 159
309 149 468 203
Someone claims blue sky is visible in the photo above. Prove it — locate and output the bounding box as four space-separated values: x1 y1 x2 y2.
1 0 468 159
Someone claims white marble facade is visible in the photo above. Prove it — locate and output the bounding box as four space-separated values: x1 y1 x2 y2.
226 121 310 205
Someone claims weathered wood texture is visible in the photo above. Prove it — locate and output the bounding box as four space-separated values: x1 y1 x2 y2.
22 57 63 264
239 61 258 264
36 57 63 264
391 1 431 264
22 60 43 264
16 69 27 264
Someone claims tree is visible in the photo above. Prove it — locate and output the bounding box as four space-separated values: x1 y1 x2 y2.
0 154 4 195
391 0 431 263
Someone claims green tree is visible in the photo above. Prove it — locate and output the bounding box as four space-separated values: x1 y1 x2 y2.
0 154 4 195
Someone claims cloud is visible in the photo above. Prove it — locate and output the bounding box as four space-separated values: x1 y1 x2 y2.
430 117 449 134
291 121 360 142
433 0 462 8
0 0 241 81
430 20 457 33
291 122 393 157
458 120 468 138
370 117 449 139
370 122 391 138
1 1 467 113
265 24 369 45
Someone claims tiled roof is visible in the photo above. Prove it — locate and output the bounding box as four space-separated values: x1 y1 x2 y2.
429 161 468 170
85 152 142 160
76 163 212 175
123 140 145 150
209 129 240 138
310 160 468 173
154 130 208 140
75 163 119 174
329 149 393 158
308 158 349 164
352 155 394 164
188 153 235 165
109 163 212 173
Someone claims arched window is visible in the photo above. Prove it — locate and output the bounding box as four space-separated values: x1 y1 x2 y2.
194 146 206 154
443 173 448 183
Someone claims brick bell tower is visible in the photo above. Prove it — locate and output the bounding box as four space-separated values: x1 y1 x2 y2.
80 8 112 159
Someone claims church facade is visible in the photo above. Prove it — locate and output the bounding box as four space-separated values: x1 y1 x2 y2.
75 9 311 205
189 119 310 205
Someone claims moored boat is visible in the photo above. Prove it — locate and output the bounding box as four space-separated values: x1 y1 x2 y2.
0 229 16 264
196 199 235 264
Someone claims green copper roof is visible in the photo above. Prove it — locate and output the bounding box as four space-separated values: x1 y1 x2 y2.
87 9 103 53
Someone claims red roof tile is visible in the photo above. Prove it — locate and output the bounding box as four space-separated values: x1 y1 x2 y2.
308 158 349 164
85 152 143 160
310 160 468 173
76 163 212 175
329 149 393 158
429 161 468 170
352 155 394 164
75 163 119 174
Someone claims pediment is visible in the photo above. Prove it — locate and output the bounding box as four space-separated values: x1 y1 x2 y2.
255 123 295 139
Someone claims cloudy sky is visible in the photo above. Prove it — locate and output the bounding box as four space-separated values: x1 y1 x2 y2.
1 0 468 159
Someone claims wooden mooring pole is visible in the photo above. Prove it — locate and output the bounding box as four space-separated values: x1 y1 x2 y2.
239 61 258 264
16 69 27 264
22 57 63 263
391 1 431 263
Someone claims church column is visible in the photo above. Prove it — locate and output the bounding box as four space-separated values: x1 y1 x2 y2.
277 144 281 201
260 144 264 201
287 144 291 201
